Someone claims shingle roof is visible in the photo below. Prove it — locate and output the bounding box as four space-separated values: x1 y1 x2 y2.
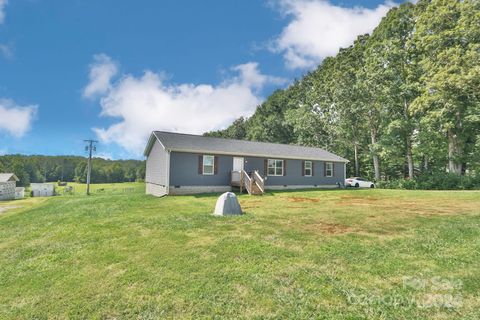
0 173 19 182
145 131 348 162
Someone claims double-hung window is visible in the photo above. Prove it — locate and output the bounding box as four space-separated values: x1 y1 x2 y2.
203 155 215 175
304 161 312 176
325 162 334 177
267 159 284 176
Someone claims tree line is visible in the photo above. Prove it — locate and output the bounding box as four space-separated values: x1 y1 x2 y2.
0 155 145 186
206 0 480 187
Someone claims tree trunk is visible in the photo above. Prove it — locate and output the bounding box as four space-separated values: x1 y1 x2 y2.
403 98 414 179
447 128 462 175
354 143 360 176
406 135 414 179
370 128 381 181
423 156 428 172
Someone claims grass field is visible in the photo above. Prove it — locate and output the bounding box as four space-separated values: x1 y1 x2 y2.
37 182 145 196
0 187 479 319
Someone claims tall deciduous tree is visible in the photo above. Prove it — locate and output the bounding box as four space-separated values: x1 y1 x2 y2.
412 0 480 175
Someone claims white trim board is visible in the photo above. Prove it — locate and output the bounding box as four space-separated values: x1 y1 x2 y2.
265 185 341 190
168 185 231 195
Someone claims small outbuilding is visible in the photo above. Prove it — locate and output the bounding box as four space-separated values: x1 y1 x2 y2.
15 187 25 199
31 183 55 197
0 173 19 201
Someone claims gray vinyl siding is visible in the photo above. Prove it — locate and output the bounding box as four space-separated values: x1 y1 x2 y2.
145 140 168 196
169 152 232 186
168 152 345 188
245 157 345 186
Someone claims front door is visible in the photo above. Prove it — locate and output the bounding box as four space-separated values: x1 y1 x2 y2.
233 157 244 172
232 157 244 183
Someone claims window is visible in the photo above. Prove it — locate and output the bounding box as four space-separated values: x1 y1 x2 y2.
203 155 215 175
267 159 284 176
304 161 312 176
325 162 334 177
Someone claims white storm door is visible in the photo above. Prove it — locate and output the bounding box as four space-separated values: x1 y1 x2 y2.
232 157 244 183
233 157 244 172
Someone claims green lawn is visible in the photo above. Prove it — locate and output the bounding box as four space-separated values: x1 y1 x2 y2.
0 188 479 319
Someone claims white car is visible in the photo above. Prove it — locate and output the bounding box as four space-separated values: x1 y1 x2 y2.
345 177 375 188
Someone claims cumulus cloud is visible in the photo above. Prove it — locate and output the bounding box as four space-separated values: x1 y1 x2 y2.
85 55 285 155
0 0 7 24
0 99 37 137
83 54 118 99
272 0 394 69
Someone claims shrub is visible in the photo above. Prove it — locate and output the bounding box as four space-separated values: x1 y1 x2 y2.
378 173 480 190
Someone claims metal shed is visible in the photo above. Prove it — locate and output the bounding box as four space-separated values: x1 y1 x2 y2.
30 183 55 197
0 173 20 201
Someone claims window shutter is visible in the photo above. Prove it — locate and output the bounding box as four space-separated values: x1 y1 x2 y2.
332 163 335 177
312 161 315 176
214 156 219 175
198 155 203 174
301 161 305 176
264 159 268 175
283 160 287 176
323 162 326 177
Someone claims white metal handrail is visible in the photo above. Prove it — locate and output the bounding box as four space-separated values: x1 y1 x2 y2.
252 170 265 193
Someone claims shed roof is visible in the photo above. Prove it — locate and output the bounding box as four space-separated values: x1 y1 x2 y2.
0 173 19 182
145 131 348 162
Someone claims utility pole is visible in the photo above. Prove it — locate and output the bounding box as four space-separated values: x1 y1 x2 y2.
84 139 98 195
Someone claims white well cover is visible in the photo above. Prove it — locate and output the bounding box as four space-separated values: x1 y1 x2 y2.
213 192 243 216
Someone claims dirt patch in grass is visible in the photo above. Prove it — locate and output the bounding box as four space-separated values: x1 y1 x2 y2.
288 197 320 203
302 222 353 234
337 195 380 206
336 195 479 216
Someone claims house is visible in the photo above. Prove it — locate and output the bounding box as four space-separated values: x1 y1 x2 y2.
144 131 348 196
0 173 19 201
30 183 55 197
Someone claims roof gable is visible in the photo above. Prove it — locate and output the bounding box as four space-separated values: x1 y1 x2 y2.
144 131 348 162
0 173 19 182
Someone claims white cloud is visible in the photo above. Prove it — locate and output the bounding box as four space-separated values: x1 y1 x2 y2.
95 152 113 160
0 0 7 24
272 0 394 69
0 99 37 137
83 54 118 99
85 55 285 155
230 63 286 89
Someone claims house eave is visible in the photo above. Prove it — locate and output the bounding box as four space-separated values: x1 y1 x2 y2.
143 132 167 157
168 148 349 163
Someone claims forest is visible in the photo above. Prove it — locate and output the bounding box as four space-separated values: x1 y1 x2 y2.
0 155 145 186
206 0 480 189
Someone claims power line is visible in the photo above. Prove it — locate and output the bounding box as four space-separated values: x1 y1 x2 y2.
84 139 98 195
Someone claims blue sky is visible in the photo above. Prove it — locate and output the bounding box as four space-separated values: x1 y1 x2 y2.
0 0 399 159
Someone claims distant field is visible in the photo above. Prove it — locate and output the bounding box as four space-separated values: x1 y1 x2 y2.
21 182 145 197
54 182 145 195
0 187 479 319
